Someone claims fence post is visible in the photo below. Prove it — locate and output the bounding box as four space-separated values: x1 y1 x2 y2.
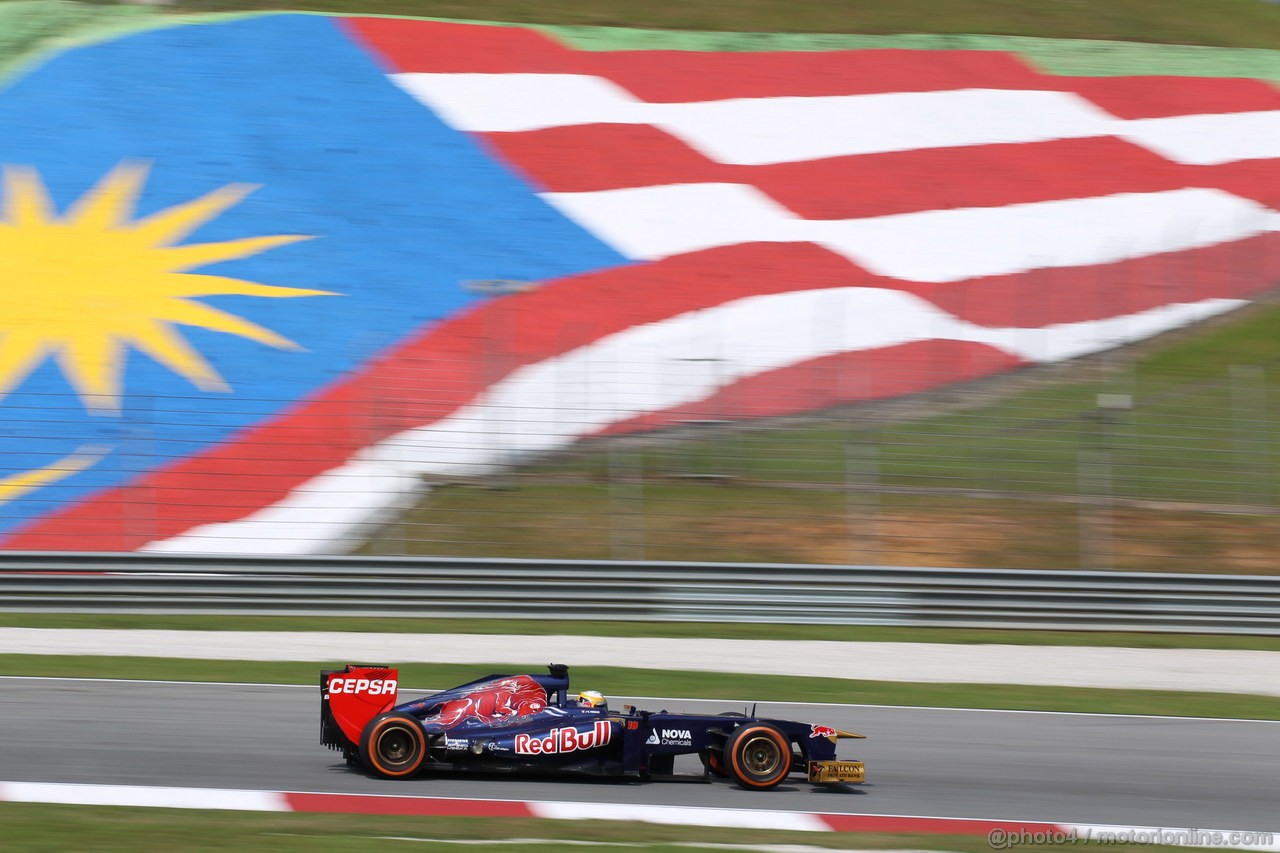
846 422 882 565
1077 392 1128 570
1231 363 1269 508
607 437 645 561
123 393 155 548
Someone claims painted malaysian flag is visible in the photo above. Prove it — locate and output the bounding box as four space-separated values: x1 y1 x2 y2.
0 15 1277 553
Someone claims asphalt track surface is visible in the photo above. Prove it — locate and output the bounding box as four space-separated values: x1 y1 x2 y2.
2 677 1278 832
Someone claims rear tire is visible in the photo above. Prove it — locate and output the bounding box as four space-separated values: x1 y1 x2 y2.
360 713 427 779
723 723 791 790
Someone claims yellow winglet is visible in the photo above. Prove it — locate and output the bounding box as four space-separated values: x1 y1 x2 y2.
835 729 866 739
808 759 865 783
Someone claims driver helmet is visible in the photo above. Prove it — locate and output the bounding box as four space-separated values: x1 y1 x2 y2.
576 690 606 708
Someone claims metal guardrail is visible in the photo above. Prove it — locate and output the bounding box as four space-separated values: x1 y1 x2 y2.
0 553 1278 634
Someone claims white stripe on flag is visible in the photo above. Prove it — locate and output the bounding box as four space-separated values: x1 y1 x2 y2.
1119 110 1280 166
392 72 641 132
653 88 1117 165
146 290 1244 554
393 74 1118 162
542 183 792 260
543 184 1280 281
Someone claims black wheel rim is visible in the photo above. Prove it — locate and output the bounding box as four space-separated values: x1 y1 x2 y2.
741 735 782 776
377 726 418 768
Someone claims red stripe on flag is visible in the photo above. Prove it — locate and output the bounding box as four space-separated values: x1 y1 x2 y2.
1192 159 1280 208
485 128 1214 219
285 792 535 818
343 17 573 73
914 232 1280 327
576 48 1048 102
344 17 1052 100
1057 75 1280 119
755 137 1213 220
480 124 728 194
597 341 1026 436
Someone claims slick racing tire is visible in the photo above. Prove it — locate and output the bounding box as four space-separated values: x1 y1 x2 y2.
360 713 427 779
723 723 792 790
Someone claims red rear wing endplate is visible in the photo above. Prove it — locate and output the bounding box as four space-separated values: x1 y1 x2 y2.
322 665 400 747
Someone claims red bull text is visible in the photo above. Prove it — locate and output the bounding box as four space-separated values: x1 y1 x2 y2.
514 722 612 755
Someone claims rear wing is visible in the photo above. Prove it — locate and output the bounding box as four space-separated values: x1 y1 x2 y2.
321 665 399 753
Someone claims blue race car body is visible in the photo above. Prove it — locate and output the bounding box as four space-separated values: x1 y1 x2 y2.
321 663 865 790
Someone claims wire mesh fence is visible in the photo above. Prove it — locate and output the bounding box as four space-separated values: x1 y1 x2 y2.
366 372 1280 573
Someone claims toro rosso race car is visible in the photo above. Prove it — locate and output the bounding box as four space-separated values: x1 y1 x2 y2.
321 663 865 790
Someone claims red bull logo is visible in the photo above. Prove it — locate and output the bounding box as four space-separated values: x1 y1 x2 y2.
514 721 612 755
810 724 838 739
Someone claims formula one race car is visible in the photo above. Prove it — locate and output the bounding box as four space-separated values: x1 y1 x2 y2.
321 664 865 790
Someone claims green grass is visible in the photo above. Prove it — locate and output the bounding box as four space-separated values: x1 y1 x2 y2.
0 805 1222 853
5 655 1279 719
59 0 1280 50
4 613 1280 651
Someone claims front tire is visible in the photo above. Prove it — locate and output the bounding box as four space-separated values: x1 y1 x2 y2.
723 723 792 790
360 713 427 779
